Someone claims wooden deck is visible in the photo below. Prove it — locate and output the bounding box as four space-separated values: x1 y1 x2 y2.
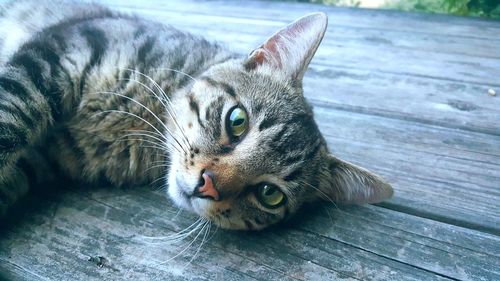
1 0 499 280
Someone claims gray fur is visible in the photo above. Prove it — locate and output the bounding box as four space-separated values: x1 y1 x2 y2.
0 0 392 229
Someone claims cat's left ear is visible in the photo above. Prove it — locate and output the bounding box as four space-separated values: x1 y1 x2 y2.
244 12 328 81
319 155 394 204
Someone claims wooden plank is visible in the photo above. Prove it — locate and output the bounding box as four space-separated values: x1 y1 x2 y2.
0 193 274 281
108 5 500 86
117 188 500 281
3 186 481 280
124 189 455 281
0 191 358 281
4 186 496 280
295 204 500 281
304 68 500 136
101 0 500 39
1 1 498 280
313 105 500 234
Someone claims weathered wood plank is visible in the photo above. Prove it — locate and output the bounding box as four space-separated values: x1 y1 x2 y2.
4 186 497 280
102 0 500 39
109 189 449 281
0 194 272 281
313 106 500 233
305 68 500 136
9 186 498 280
109 5 500 86
111 188 500 281
295 205 500 281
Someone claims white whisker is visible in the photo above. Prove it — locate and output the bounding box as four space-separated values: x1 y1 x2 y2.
300 180 338 209
98 91 187 153
120 68 192 150
92 108 182 154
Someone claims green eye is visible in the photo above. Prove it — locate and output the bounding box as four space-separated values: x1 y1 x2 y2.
255 184 286 209
227 106 248 138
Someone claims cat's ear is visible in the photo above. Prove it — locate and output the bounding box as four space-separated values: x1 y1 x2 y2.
244 12 328 81
319 155 393 204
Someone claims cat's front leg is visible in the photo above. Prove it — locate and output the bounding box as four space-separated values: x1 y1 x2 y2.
0 65 55 170
0 65 59 216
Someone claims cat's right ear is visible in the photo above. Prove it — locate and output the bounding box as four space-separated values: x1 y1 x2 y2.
243 12 328 81
318 155 394 204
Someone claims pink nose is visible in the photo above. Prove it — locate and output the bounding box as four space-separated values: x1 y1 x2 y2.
195 171 219 201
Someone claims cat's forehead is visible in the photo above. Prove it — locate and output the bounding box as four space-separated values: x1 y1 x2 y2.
197 62 305 111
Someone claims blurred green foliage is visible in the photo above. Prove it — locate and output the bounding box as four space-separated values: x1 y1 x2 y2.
387 0 500 18
289 0 500 18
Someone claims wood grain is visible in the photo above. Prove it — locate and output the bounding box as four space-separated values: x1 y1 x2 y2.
2 187 498 280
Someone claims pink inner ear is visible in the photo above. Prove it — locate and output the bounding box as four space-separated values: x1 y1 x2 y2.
251 49 268 67
245 12 328 79
252 24 300 69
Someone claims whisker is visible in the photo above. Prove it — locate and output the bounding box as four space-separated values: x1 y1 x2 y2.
184 221 211 269
300 180 338 209
137 217 204 243
119 133 172 151
92 109 162 140
120 68 192 150
98 91 187 153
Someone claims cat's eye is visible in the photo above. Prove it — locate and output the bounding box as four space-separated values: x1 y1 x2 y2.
227 106 248 138
255 184 286 209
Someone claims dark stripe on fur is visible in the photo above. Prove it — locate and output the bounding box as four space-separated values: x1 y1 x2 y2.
61 128 86 161
203 78 236 98
0 104 34 130
258 117 276 131
188 95 205 128
254 217 264 225
283 207 290 220
79 26 108 96
10 53 45 91
0 122 27 151
13 37 69 119
282 154 302 165
207 96 225 140
16 158 37 189
284 168 302 182
284 113 311 128
0 77 31 101
170 56 187 81
220 82 236 98
271 125 288 143
0 188 10 207
137 36 156 64
303 140 322 161
134 25 147 38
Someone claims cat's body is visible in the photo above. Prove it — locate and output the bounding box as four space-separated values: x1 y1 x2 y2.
0 1 393 230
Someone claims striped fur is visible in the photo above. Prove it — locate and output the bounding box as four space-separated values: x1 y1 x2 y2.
0 1 392 229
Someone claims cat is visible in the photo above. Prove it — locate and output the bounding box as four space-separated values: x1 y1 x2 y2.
0 0 393 230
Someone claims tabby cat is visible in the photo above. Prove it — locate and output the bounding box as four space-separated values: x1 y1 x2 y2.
0 1 393 230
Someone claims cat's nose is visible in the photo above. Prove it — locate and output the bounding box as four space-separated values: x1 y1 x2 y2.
193 170 219 201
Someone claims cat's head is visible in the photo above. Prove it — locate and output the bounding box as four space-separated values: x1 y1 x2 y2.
167 13 393 230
